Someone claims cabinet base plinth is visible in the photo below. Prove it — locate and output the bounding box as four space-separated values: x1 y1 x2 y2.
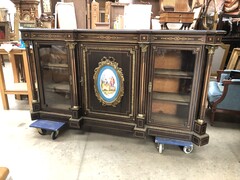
193 119 207 135
69 117 83 129
71 106 81 119
133 126 147 138
32 102 41 112
192 133 209 146
31 111 40 120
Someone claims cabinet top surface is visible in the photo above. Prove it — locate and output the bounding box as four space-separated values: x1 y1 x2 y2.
20 28 226 45
20 28 226 35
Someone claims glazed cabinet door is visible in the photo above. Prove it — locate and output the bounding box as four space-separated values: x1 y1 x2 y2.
148 45 202 130
80 43 138 123
35 42 72 113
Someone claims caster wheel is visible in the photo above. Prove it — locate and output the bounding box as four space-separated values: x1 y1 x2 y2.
183 145 193 154
158 144 164 153
37 128 47 135
51 131 59 140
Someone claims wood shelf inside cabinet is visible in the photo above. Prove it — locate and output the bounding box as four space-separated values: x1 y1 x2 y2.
151 113 187 126
42 63 68 70
154 69 193 79
46 83 70 93
152 92 190 105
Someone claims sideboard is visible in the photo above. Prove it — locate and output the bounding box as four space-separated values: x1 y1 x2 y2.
21 29 225 147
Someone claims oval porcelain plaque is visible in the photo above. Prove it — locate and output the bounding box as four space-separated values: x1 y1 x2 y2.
93 57 124 107
97 65 120 103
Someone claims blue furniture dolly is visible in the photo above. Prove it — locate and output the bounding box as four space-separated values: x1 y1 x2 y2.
30 119 66 140
155 137 193 154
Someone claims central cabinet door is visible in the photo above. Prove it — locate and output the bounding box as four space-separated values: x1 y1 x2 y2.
148 45 201 130
81 43 138 122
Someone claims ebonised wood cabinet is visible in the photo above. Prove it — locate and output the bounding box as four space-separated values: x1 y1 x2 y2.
21 29 225 147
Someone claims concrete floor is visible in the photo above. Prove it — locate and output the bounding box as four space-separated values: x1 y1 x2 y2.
0 97 240 180
0 62 240 180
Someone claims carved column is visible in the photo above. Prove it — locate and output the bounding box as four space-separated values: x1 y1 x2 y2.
67 42 82 129
137 43 148 126
134 34 150 138
199 45 217 120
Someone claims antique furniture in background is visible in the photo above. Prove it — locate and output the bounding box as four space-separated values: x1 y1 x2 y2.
40 0 54 15
91 0 100 29
0 7 9 22
36 13 54 28
219 0 240 68
21 28 224 148
159 0 194 29
210 43 230 77
0 22 11 42
109 2 127 29
208 69 240 125
208 48 240 125
10 0 39 40
226 48 240 69
10 0 39 27
54 2 77 29
0 47 33 110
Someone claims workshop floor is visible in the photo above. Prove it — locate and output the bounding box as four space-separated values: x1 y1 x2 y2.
0 96 240 180
0 62 239 180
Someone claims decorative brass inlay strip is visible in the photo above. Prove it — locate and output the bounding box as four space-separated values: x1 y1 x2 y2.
31 33 73 40
32 33 63 39
79 34 138 42
153 36 204 42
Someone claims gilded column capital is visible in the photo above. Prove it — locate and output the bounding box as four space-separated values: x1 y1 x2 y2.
140 44 149 53
66 42 77 50
206 45 217 55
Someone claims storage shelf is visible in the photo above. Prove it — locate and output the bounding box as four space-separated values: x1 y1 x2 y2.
42 63 68 70
152 92 190 105
154 69 193 79
151 113 187 125
46 83 70 93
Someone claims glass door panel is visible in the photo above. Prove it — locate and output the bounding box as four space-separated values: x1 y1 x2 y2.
150 48 195 127
38 44 71 110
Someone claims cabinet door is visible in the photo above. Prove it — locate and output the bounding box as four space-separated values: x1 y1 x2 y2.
36 43 71 112
81 43 137 122
148 46 199 130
